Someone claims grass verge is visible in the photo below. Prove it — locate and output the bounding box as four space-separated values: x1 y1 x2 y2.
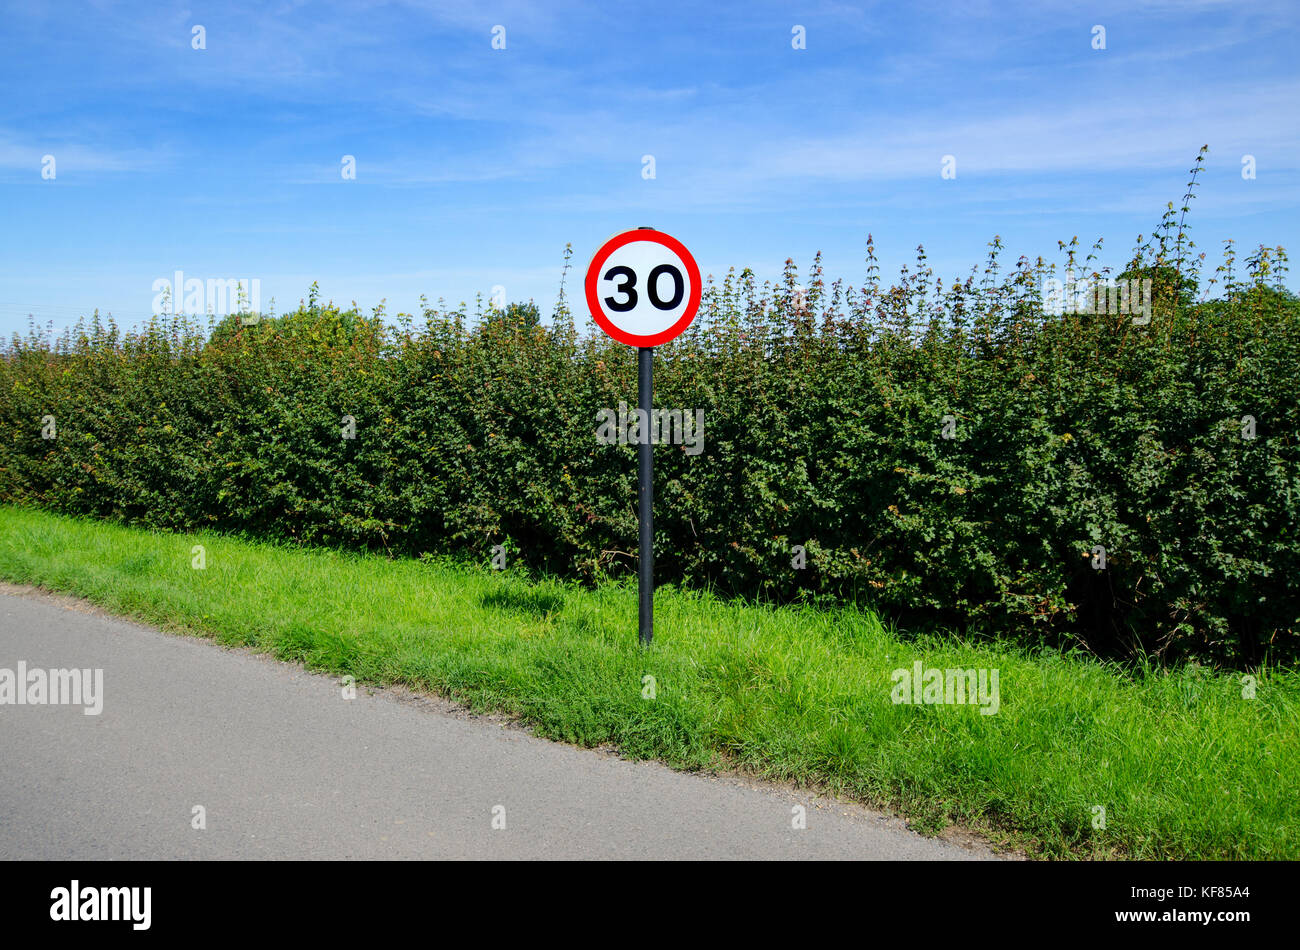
0 504 1295 859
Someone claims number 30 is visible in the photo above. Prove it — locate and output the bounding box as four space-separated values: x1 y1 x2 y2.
603 264 685 312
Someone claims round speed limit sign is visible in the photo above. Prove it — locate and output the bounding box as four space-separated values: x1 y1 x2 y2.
585 228 701 347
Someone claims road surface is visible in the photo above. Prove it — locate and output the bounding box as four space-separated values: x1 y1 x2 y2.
0 588 996 860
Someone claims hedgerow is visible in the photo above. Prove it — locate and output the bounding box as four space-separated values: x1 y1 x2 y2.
3 152 1297 667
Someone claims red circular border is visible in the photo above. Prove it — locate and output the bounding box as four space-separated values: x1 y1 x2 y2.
584 229 702 347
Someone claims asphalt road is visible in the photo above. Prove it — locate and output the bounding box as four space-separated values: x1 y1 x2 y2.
0 588 995 860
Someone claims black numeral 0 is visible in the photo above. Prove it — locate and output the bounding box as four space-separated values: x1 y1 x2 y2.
647 264 684 310
602 262 685 312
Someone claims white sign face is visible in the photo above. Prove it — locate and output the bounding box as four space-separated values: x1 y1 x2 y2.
585 229 701 347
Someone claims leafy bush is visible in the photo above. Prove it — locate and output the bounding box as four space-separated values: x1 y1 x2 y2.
3 153 1297 667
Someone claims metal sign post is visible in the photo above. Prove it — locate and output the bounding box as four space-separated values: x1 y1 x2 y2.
585 227 701 645
637 345 654 644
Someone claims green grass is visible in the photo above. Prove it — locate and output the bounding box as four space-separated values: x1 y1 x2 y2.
0 504 1295 860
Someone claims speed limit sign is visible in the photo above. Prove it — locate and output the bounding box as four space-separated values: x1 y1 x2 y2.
585 228 701 347
584 227 702 647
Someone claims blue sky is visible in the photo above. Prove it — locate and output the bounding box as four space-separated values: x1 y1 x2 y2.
2 0 1298 335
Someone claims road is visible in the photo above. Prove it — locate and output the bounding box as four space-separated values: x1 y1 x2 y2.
0 588 995 860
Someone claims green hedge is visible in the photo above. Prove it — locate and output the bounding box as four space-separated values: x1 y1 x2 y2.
3 193 1298 668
